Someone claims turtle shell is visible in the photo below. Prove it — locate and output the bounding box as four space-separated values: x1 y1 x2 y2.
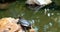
17 19 31 27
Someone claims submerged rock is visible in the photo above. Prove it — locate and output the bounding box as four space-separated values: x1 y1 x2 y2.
0 0 16 9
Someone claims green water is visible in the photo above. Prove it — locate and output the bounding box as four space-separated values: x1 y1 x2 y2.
0 0 60 32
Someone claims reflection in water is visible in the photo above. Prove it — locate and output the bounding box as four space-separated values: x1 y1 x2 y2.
51 13 54 16
29 20 35 25
34 26 39 32
29 20 39 32
47 13 51 17
43 25 49 32
49 22 53 27
21 13 25 16
31 20 35 24
43 22 54 32
44 8 49 15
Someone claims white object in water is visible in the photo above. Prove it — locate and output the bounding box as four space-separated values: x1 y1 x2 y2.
47 13 50 17
44 8 50 15
26 0 52 5
36 0 52 5
49 22 53 27
32 20 35 24
21 13 25 16
44 9 47 15
51 13 54 15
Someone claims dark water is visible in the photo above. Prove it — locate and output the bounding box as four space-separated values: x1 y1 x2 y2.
0 0 60 32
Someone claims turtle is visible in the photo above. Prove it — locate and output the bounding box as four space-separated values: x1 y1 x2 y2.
17 17 31 32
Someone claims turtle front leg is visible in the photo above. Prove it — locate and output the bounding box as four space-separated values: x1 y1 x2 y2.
29 28 35 32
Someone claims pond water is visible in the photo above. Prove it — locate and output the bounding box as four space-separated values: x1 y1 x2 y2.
0 0 60 32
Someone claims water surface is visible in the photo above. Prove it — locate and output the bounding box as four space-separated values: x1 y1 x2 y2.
0 0 60 32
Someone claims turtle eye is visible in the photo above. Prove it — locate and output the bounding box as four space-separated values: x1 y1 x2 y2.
8 28 11 30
